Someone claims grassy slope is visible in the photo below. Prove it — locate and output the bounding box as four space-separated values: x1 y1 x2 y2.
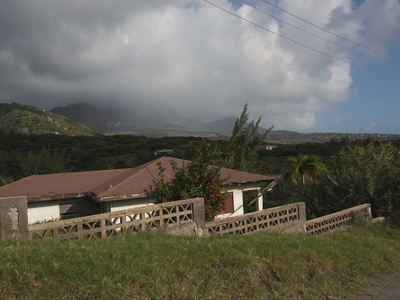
1 227 399 299
0 103 95 136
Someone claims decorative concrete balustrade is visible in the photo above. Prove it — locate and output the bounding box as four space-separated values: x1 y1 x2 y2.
28 201 307 241
29 198 205 241
206 202 306 235
0 196 375 241
305 204 371 235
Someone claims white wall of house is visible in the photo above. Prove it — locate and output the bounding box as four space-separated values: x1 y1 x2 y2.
28 201 60 224
105 197 155 213
230 189 244 216
26 183 267 224
27 198 99 224
217 184 263 219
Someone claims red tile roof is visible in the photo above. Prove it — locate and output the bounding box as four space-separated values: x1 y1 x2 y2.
0 156 276 202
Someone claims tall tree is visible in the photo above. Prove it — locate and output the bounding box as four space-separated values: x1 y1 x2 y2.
226 103 273 171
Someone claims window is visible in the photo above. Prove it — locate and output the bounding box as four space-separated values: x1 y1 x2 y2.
59 200 99 219
221 192 234 214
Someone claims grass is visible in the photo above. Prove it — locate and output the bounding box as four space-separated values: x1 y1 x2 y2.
1 227 400 299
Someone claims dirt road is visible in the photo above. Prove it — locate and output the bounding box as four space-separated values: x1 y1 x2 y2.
334 270 400 299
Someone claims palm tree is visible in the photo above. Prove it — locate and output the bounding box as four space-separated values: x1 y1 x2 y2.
284 154 326 193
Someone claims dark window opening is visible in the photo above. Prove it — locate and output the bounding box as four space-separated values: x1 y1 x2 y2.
221 192 234 214
60 200 99 220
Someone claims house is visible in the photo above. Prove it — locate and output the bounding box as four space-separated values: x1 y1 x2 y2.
154 149 173 156
0 156 276 224
263 145 277 151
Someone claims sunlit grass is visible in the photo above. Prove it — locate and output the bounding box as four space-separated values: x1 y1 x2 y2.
1 227 399 299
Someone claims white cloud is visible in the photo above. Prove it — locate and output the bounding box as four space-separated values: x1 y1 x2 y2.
0 0 398 131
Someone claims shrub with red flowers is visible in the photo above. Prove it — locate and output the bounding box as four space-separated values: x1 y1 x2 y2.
147 140 231 221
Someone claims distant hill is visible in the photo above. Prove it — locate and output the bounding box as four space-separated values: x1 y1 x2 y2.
50 103 118 133
0 103 95 136
51 102 209 134
5 102 396 143
203 116 238 132
50 102 275 136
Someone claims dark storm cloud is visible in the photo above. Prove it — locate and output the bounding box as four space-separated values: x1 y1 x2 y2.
0 0 398 131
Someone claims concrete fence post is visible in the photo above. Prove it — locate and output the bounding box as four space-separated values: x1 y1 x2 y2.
0 196 31 241
366 204 372 219
192 198 206 236
297 202 307 233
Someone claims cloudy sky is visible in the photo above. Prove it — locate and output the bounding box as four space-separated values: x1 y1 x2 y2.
1 0 400 133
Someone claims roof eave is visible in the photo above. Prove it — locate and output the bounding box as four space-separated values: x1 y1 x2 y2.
95 193 146 202
27 192 88 202
224 178 275 186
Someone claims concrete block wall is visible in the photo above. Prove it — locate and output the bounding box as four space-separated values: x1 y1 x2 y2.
0 196 30 241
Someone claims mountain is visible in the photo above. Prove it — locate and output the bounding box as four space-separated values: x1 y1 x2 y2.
50 103 119 133
203 116 238 132
50 102 279 137
51 102 230 135
0 103 95 136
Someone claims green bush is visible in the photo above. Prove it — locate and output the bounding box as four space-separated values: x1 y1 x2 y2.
351 210 372 227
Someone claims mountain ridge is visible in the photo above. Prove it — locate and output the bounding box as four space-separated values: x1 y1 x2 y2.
50 102 258 135
49 103 399 143
0 103 95 136
2 102 398 143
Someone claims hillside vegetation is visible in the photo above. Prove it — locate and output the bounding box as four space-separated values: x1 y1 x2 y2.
0 227 399 299
0 103 95 136
0 132 381 178
1 130 400 224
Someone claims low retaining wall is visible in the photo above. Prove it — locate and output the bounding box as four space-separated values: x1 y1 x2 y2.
305 204 371 235
29 198 205 241
206 202 306 235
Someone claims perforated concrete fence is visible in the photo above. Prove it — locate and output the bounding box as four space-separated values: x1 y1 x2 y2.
0 196 375 241
206 202 306 235
305 204 371 235
28 198 205 241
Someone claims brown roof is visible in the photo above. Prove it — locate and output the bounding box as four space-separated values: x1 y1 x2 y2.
0 156 276 202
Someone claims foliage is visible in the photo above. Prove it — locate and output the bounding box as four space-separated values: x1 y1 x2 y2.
2 130 400 225
283 154 327 193
351 210 372 227
0 133 207 181
264 154 327 219
0 146 70 181
0 130 393 181
327 143 400 226
21 146 70 176
265 176 334 219
148 140 231 221
0 175 13 187
268 143 400 223
225 103 273 171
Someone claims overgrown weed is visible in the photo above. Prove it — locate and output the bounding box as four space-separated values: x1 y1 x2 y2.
0 228 399 299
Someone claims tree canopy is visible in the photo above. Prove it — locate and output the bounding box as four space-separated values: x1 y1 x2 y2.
147 140 231 221
328 143 400 225
283 154 327 193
